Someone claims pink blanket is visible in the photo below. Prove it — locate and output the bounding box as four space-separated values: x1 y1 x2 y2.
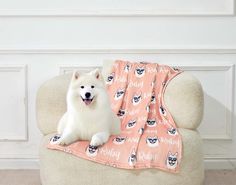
48 60 182 173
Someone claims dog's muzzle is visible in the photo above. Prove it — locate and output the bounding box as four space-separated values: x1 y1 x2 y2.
81 96 94 105
81 92 94 106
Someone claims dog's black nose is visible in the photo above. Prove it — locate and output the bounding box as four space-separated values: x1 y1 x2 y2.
85 92 91 98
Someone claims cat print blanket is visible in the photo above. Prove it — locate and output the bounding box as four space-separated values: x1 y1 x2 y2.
48 60 183 173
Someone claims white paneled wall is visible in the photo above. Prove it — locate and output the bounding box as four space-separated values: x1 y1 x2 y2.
0 0 236 169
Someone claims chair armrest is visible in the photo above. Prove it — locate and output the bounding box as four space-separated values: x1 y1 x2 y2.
164 72 204 130
36 74 71 135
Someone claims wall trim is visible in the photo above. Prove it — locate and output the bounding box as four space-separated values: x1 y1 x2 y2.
0 158 39 169
1 48 236 54
0 64 28 141
60 66 99 75
181 64 235 140
205 159 236 170
0 6 234 17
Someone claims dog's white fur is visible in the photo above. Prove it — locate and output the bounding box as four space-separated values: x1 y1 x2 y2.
51 69 120 146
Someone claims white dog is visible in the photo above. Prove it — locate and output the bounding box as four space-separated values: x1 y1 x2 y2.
50 69 120 146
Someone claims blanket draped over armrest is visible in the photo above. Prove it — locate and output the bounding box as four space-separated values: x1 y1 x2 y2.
48 60 183 173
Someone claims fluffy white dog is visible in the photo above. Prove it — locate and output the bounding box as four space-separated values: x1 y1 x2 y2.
51 69 120 146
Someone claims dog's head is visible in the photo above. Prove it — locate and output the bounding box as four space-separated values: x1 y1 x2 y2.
69 68 104 106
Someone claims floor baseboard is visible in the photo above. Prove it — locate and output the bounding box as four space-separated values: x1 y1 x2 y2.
0 159 39 169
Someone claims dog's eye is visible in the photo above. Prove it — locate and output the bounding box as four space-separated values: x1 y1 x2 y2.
80 86 84 89
91 85 95 88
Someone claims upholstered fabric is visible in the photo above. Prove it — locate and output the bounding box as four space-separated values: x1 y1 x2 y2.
37 62 204 185
37 74 71 135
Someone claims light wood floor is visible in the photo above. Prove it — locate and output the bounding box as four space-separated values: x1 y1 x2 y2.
0 170 236 185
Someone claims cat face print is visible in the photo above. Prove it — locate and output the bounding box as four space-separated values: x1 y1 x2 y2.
50 135 61 144
172 67 180 71
132 93 142 106
106 73 114 85
117 109 125 118
146 118 157 127
151 93 156 104
166 152 178 169
135 66 145 78
159 106 167 116
114 89 125 100
128 152 137 166
113 136 126 145
167 127 178 136
126 119 137 129
124 64 131 72
146 136 159 147
86 145 98 157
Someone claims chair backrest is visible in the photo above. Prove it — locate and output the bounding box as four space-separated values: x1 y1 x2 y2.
36 73 71 135
36 71 204 136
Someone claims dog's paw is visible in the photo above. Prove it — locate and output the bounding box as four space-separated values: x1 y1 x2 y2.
90 135 103 146
50 135 61 145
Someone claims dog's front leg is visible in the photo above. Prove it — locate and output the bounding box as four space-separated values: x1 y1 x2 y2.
90 132 110 146
51 127 78 146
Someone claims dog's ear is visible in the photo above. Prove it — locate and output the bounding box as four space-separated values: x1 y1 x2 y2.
90 68 102 80
72 70 80 80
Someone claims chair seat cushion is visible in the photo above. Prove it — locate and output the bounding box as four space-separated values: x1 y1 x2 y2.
39 128 204 185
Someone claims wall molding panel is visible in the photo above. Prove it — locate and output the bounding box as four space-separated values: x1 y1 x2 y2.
181 64 235 140
60 66 99 75
1 48 236 54
0 65 28 141
0 0 234 16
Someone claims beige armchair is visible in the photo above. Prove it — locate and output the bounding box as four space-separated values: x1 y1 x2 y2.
37 62 204 185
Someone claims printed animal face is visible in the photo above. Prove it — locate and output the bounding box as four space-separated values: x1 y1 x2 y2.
86 145 98 157
113 136 126 145
146 118 157 127
146 136 159 147
114 89 125 100
106 73 114 85
151 94 156 104
132 94 142 105
50 135 61 143
117 109 125 118
167 127 178 136
124 64 130 72
135 67 145 77
126 119 137 129
159 106 167 116
166 152 178 169
128 153 137 166
172 67 180 71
